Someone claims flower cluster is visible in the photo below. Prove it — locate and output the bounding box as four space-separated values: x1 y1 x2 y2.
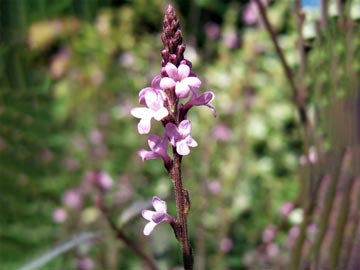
133 5 216 240
131 61 215 161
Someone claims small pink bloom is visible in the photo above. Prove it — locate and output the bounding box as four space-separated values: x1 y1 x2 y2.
97 171 113 190
266 243 279 258
286 226 300 248
212 124 231 141
89 129 103 145
77 257 95 270
64 158 80 171
299 154 307 165
131 88 168 134
52 207 67 223
160 63 201 98
63 189 82 209
308 146 318 164
280 202 295 218
141 196 172 236
219 238 233 253
243 0 269 26
165 120 198 156
205 21 220 40
262 224 277 243
184 89 216 117
307 223 317 236
222 31 240 49
138 134 170 163
208 180 222 195
138 76 162 105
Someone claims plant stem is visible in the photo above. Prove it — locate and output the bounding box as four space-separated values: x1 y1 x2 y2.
254 0 308 126
97 195 158 270
170 151 193 270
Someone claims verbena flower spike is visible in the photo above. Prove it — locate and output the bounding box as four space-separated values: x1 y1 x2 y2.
131 4 216 270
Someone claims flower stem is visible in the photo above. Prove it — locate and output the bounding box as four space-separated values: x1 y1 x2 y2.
170 150 193 270
96 195 158 270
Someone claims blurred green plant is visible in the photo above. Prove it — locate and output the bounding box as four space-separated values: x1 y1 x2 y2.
2 0 359 269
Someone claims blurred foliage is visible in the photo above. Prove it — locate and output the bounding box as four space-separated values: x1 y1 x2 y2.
1 0 360 270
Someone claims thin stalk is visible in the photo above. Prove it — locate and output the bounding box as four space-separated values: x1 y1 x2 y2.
320 0 328 29
329 175 354 269
308 149 350 270
254 0 308 126
170 151 193 270
97 195 158 270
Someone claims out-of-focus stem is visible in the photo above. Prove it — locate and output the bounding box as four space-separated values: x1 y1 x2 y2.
97 195 158 270
328 174 353 269
320 0 328 29
170 151 194 270
339 177 360 270
254 0 309 126
308 149 350 270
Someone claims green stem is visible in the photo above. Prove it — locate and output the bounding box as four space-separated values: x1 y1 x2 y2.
170 151 193 270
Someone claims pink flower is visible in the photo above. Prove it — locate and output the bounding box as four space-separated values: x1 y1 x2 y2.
183 89 216 117
138 76 162 105
262 224 277 243
280 202 295 218
219 238 233 253
208 179 222 195
63 189 82 209
204 21 220 40
212 124 231 141
141 196 172 236
77 257 95 270
165 120 198 156
97 171 113 190
160 63 201 98
138 134 170 163
243 0 269 26
266 243 279 258
131 87 169 134
52 207 67 223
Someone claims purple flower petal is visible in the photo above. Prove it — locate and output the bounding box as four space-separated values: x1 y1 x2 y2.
151 75 162 89
165 63 178 78
183 91 216 117
138 149 159 161
176 141 190 155
137 117 152 134
186 136 198 147
138 87 153 105
160 77 176 89
138 134 170 162
178 120 192 136
165 122 178 146
142 210 156 221
130 107 149 119
142 196 171 236
182 76 201 89
177 64 190 80
148 134 162 149
152 196 167 213
143 221 157 235
165 120 197 155
175 82 191 98
152 212 166 223
153 107 168 121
